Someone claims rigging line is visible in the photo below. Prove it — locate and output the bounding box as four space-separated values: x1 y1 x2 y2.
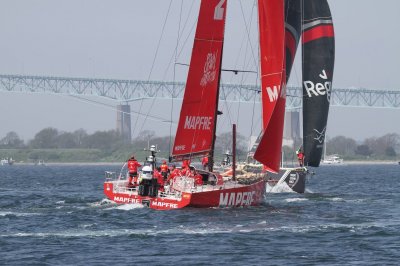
147 0 173 81
175 63 256 74
133 0 173 139
248 0 261 146
62 94 174 123
162 0 196 81
169 0 184 155
220 79 233 130
239 0 258 72
176 18 197 61
236 1 257 126
230 0 257 80
249 89 257 143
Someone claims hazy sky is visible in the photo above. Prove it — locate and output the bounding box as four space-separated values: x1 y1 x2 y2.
0 0 399 142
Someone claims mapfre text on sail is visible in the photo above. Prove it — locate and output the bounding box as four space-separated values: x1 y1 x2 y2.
184 116 212 130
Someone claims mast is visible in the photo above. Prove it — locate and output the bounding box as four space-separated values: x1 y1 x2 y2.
232 124 236 181
209 25 225 172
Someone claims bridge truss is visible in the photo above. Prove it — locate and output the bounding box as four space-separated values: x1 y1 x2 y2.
1 74 400 109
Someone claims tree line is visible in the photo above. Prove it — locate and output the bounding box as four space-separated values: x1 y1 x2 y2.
1 128 399 160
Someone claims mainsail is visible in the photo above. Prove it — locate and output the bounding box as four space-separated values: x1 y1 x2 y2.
253 0 286 173
302 0 335 166
171 0 227 161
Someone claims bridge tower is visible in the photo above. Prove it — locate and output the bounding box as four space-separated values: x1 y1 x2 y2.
283 111 302 149
116 104 131 143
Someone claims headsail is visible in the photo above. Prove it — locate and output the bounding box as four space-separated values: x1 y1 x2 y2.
253 0 286 173
171 0 227 161
302 0 335 166
285 0 302 82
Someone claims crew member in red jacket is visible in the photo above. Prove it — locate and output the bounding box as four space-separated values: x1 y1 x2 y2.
154 168 165 191
160 160 169 181
201 156 209 170
296 147 305 167
167 165 181 185
127 155 141 188
181 159 191 176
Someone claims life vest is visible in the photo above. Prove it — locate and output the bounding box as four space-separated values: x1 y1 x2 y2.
128 159 141 173
167 169 180 183
194 174 203 186
154 170 164 185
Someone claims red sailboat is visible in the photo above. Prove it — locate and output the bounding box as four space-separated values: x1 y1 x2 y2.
104 0 299 209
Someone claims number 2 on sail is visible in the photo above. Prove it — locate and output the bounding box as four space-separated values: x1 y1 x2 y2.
214 0 226 20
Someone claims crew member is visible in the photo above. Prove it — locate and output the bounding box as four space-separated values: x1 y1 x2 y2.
193 170 203 186
160 160 169 181
167 165 181 184
201 156 209 170
296 147 305 167
181 159 191 176
127 155 141 188
154 168 164 192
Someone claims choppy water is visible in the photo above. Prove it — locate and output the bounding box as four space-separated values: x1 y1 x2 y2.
1 163 399 265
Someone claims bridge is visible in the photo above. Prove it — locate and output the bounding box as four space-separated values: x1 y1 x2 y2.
2 74 400 108
1 74 399 142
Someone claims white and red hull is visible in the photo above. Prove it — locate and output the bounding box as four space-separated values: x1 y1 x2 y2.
104 177 266 211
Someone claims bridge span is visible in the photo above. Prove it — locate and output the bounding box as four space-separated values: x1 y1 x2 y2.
1 74 400 109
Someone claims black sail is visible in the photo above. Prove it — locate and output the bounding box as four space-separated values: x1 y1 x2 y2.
302 0 335 166
285 0 302 82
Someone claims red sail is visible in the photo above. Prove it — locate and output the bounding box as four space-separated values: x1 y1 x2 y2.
254 0 286 173
172 0 227 160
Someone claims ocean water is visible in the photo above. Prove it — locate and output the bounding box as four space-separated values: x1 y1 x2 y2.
1 163 399 265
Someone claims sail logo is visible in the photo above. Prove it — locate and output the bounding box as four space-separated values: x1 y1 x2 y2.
175 145 186 151
219 191 255 207
313 126 326 145
304 69 332 102
184 116 212 130
265 85 286 102
214 0 226 20
200 52 217 87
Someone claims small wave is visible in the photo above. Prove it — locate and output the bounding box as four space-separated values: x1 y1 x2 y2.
109 203 144 211
0 227 231 238
266 182 294 193
118 203 144 210
88 198 116 207
329 197 344 202
285 198 308 202
79 223 97 229
0 211 41 217
56 200 65 204
4 220 396 238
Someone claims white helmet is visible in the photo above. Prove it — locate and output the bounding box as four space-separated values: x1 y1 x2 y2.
142 165 152 173
141 166 153 180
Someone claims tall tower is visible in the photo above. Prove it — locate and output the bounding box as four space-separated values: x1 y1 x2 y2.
116 104 131 143
283 111 301 148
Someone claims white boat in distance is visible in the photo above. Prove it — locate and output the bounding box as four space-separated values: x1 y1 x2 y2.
321 155 344 165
